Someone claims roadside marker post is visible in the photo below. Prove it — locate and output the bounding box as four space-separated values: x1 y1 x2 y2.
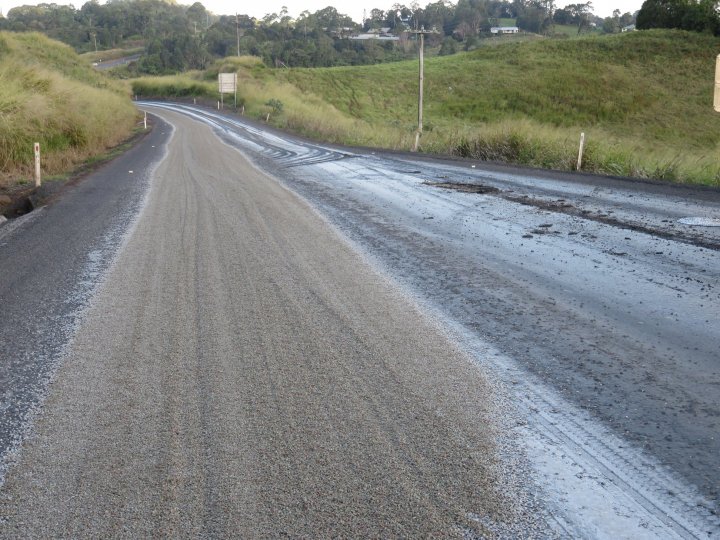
144 111 147 130
577 132 585 171
714 54 720 112
34 143 41 187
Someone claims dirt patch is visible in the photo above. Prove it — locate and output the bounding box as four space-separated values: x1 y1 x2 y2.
424 181 720 252
424 181 500 194
503 193 720 252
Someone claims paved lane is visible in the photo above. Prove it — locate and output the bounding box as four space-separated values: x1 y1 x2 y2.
0 124 165 480
0 110 538 537
138 103 720 536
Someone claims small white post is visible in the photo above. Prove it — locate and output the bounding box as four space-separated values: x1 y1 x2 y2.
241 105 245 116
266 113 270 123
217 101 220 110
577 132 586 171
193 97 196 105
34 142 41 187
143 111 147 130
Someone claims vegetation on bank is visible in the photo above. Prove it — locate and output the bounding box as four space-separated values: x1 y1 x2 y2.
0 32 137 189
0 0 636 74
133 30 720 185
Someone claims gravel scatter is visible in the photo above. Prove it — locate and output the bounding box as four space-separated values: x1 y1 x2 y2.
0 112 544 538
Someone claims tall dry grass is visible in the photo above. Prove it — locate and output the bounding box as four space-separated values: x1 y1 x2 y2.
0 32 137 189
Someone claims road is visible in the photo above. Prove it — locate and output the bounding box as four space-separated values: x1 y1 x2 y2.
1 103 719 537
92 54 142 70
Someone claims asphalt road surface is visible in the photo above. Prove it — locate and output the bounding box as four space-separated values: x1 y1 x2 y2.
1 104 719 537
0 111 539 537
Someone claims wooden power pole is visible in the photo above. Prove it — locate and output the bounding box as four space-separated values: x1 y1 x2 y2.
236 14 240 57
409 27 434 152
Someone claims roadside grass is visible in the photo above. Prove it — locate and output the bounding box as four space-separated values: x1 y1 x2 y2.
130 75 216 98
0 32 137 189
131 30 720 185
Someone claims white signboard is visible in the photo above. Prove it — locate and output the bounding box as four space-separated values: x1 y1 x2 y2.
218 73 237 94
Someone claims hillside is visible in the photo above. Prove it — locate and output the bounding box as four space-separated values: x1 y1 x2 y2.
280 30 720 183
0 32 137 190
132 30 720 185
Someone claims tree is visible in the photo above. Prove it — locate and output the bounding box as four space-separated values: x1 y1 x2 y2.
636 0 719 34
438 36 458 54
563 2 594 33
636 0 688 29
186 2 207 31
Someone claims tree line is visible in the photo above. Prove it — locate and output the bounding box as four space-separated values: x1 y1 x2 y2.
7 0 705 75
636 0 720 34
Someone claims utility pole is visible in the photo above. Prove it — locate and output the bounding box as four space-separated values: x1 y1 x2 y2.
236 13 240 57
409 27 434 152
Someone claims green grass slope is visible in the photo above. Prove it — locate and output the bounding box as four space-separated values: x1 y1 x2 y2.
280 30 720 184
132 30 720 185
0 32 137 188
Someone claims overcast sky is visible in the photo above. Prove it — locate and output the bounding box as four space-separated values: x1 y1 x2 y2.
1 0 644 23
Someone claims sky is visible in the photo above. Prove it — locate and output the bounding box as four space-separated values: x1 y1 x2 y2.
0 0 645 23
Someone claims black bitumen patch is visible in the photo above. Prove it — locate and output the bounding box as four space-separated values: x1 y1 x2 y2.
0 116 171 476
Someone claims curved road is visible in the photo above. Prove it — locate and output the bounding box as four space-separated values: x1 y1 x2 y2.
0 104 719 537
0 110 537 537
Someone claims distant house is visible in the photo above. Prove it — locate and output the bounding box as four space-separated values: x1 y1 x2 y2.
350 33 400 41
621 24 636 32
490 27 519 35
350 27 400 41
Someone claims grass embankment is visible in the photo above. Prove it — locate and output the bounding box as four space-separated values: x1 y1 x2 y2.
132 30 720 185
0 32 137 189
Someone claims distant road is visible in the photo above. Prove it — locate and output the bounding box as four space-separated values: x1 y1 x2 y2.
0 103 718 537
92 54 141 70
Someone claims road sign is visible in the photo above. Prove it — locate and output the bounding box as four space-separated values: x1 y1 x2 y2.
218 73 237 94
218 73 238 110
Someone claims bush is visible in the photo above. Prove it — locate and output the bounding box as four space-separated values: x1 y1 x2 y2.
265 98 284 113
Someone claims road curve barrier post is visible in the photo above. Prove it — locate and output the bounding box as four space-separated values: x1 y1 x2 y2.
33 143 41 187
714 54 720 112
577 132 585 171
144 111 147 130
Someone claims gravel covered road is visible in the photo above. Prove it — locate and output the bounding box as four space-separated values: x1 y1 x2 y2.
2 102 720 538
0 111 539 537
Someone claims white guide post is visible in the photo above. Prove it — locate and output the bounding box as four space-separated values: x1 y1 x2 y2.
34 143 41 187
577 132 586 171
